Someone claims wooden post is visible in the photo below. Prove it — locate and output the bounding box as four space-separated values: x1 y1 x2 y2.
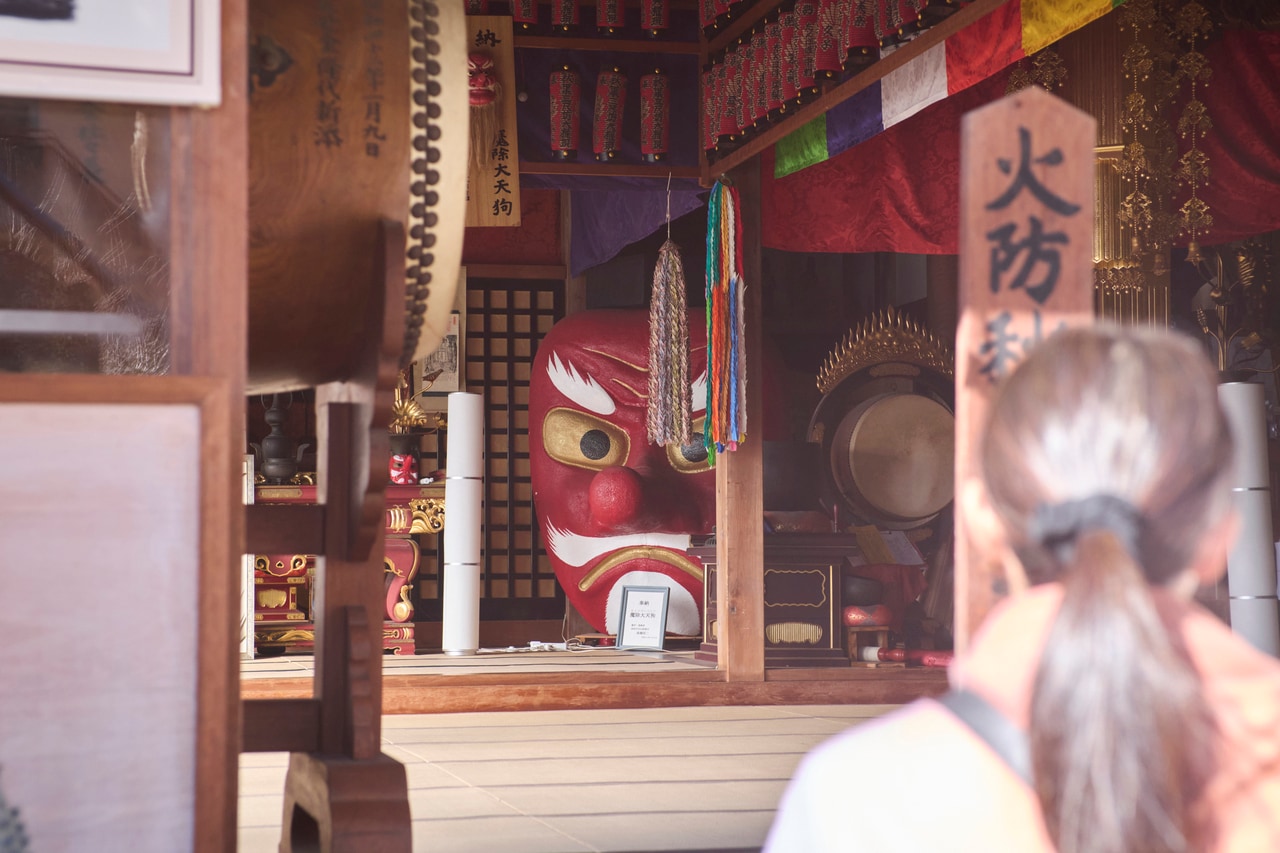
954 87 1096 650
714 162 765 681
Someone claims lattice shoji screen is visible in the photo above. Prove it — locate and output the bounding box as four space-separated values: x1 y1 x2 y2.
415 278 565 621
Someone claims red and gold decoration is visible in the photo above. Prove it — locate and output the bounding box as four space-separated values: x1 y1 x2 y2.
640 69 670 163
529 310 714 636
642 0 670 37
465 16 521 227
464 0 489 12
511 0 536 31
253 483 439 655
593 67 627 161
550 66 581 161
597 0 624 34
552 0 579 32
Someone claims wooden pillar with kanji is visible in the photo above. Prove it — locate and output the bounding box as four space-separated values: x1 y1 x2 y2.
953 87 1097 650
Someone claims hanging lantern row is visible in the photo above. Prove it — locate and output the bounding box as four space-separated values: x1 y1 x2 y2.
492 0 669 37
550 67 670 163
699 0 749 36
702 0 965 154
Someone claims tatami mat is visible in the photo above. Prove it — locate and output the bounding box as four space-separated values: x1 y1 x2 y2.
237 703 894 852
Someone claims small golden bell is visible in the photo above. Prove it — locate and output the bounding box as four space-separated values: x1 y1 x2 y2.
1186 239 1203 265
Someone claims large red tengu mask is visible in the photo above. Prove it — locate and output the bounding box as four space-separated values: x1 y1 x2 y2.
530 309 714 636
468 51 497 107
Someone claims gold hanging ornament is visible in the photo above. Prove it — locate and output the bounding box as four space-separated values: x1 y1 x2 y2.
1172 0 1214 262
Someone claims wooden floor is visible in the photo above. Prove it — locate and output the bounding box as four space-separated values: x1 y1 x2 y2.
241 648 949 714
239 702 900 852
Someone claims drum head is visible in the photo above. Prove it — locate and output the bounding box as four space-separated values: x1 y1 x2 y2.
837 393 954 522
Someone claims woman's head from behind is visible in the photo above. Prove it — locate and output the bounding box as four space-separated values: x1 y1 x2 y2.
981 323 1234 589
978 324 1235 853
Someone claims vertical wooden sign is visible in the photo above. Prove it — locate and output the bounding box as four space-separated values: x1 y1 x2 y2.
465 15 521 227
953 87 1096 650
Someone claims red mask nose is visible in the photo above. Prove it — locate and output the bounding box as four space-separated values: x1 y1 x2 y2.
589 466 645 528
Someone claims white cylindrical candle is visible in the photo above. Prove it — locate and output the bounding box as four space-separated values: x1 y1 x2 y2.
446 392 485 478
1218 381 1280 656
1230 599 1280 657
1228 490 1276 597
442 478 485 558
443 391 485 655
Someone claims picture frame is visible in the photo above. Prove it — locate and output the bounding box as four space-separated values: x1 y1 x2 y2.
0 0 221 107
615 586 670 651
413 310 462 397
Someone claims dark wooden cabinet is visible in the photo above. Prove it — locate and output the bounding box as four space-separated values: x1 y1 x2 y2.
694 535 861 667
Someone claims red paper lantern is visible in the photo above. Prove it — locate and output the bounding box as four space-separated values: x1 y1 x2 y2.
552 0 579 32
699 0 717 30
640 70 670 163
511 0 536 31
592 68 627 161
711 61 730 146
748 31 767 127
765 19 784 116
597 0 624 33
642 0 669 37
550 66 581 161
719 50 742 141
847 0 879 65
794 0 819 97
701 66 717 151
815 0 850 78
779 11 799 104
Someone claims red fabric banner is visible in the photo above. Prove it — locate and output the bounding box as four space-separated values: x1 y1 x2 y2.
761 28 1280 255
762 71 1011 255
1192 29 1280 247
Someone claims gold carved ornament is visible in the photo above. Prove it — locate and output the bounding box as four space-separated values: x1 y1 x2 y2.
815 304 954 395
408 497 445 534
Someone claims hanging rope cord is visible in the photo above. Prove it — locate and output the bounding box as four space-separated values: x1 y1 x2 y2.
647 173 692 447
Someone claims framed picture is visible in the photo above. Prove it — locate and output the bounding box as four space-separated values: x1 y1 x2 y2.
414 310 461 397
615 586 670 651
0 0 221 106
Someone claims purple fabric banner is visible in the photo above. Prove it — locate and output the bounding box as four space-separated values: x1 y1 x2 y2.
568 185 705 277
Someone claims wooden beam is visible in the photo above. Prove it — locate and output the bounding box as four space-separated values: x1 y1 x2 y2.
521 160 700 180
714 161 766 681
465 262 568 280
702 0 1011 183
244 504 325 554
242 669 949 713
168 0 248 846
515 34 700 54
243 699 321 753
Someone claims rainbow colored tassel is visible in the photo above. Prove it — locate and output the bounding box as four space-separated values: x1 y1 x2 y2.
704 180 747 462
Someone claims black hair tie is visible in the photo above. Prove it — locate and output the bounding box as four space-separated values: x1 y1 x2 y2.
1026 494 1144 564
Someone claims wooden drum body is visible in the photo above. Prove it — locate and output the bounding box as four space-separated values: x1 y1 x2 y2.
247 0 467 393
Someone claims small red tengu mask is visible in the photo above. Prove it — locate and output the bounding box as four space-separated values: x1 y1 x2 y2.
468 52 497 107
389 453 418 485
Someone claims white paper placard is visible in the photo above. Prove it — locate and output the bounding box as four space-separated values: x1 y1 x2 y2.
616 586 670 651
